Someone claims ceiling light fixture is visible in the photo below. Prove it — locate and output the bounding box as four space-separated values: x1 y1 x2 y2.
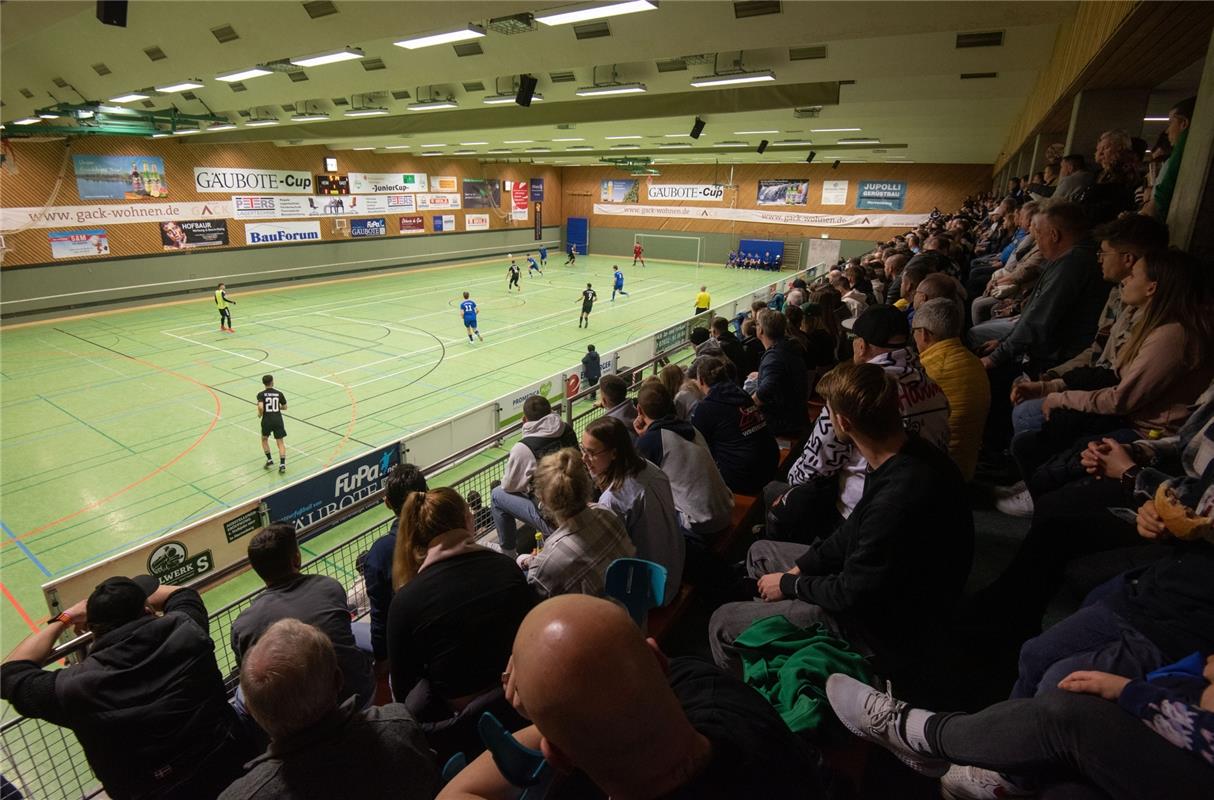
353 147 375 150
1143 116 1169 122
155 80 205 93
526 147 551 152
216 67 273 82
605 135 642 140
553 137 584 142
109 92 150 102
659 142 691 148
345 107 390 117
689 69 775 88
772 140 812 146
386 144 411 149
459 141 488 146
484 92 543 104
575 82 646 96
207 123 238 131
420 151 444 156
290 47 365 67
453 149 475 155
98 104 137 114
487 148 511 153
12 117 42 125
837 137 880 144
421 143 447 147
245 118 281 127
567 145 593 150
174 127 202 135
395 23 485 50
504 139 534 144
290 112 330 122
406 99 458 111
715 142 748 147
37 112 61 119
611 143 641 149
733 129 777 135
536 1 658 27
811 127 861 132
663 133 690 137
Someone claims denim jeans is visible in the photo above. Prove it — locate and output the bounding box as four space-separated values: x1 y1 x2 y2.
1011 398 1046 435
490 486 552 552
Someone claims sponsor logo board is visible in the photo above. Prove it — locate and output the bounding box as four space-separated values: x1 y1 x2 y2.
194 167 313 194
593 203 929 228
244 221 322 245
646 183 724 202
48 229 109 259
348 172 428 194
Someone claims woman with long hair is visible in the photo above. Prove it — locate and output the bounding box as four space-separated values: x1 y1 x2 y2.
1007 248 1214 506
581 416 684 600
660 363 703 420
387 487 536 722
811 286 851 364
518 448 635 597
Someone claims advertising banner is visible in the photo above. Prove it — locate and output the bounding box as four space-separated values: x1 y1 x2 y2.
399 215 425 234
348 172 428 194
821 180 849 206
757 179 809 205
433 214 457 232
193 167 313 194
655 320 692 353
160 219 228 250
646 183 725 202
463 178 502 209
530 178 544 202
593 203 929 229
73 154 168 199
856 181 908 210
600 179 639 203
244 221 322 246
264 445 400 532
432 176 459 193
497 372 564 425
48 229 109 259
465 213 490 231
350 217 387 238
416 194 462 210
2 201 223 232
510 181 529 221
231 194 415 220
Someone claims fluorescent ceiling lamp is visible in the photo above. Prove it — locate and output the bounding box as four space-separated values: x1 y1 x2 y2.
386 144 411 149
733 129 777 134
421 143 447 147
1143 116 1169 122
605 135 641 139
536 1 658 27
290 47 365 68
487 148 511 153
75 110 95 119
553 137 584 142
207 123 237 131
345 108 390 117
290 113 330 122
526 147 551 152
459 141 488 146
575 82 646 96
453 149 475 155
483 93 544 104
245 118 280 127
38 112 61 119
811 127 861 132
407 100 457 111
395 24 485 50
772 140 812 146
663 133 690 137
421 151 444 156
216 67 273 82
715 142 748 147
156 80 204 93
110 93 150 102
689 69 775 88
567 145 593 150
504 139 533 144
174 127 202 135
151 132 173 138
659 143 691 148
838 137 879 144
353 147 375 150
13 117 42 125
98 104 137 114
611 143 640 149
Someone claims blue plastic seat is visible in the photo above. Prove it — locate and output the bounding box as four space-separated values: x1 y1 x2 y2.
604 558 667 627
478 712 554 799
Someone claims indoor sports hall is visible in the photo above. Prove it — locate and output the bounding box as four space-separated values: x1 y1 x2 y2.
1 1 1212 798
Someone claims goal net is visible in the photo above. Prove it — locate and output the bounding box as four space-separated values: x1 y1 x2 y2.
633 233 702 269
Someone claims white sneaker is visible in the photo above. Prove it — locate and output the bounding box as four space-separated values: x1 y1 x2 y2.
992 481 1026 499
994 488 1034 518
825 675 948 777
940 765 1031 799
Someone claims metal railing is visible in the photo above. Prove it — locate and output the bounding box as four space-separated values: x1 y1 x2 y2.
0 341 698 800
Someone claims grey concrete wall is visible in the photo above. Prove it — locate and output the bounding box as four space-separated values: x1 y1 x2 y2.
1 227 563 320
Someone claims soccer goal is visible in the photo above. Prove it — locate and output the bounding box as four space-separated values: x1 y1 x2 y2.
633 233 702 269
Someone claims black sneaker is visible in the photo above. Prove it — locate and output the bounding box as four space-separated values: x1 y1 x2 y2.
278 464 286 473
264 460 273 470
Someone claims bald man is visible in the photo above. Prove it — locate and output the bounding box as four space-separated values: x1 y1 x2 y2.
439 595 821 800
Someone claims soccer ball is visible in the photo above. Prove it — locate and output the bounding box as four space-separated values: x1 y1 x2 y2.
508 253 513 259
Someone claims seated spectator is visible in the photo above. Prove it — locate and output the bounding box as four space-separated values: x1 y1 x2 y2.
710 363 973 701
597 374 637 436
1143 96 1196 221
832 272 867 319
691 356 779 495
660 362 702 420
908 234 961 278
782 303 811 358
912 298 990 481
387 487 536 721
518 449 634 597
972 206 1046 325
438 595 824 799
1051 153 1095 203
813 286 854 363
358 463 428 669
846 264 876 305
1 578 252 800
731 299 767 337
825 658 1214 800
766 305 950 542
750 308 809 438
883 252 909 304
491 396 578 558
739 317 764 376
635 382 733 540
581 417 684 601
221 619 440 800
1080 129 1143 223
896 260 934 313
232 524 373 711
799 302 841 374
913 272 966 322
1004 248 1214 513
710 316 747 384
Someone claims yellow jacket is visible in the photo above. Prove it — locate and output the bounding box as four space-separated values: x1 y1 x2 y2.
919 337 990 480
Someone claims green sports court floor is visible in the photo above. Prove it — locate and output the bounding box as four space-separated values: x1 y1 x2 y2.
0 253 784 653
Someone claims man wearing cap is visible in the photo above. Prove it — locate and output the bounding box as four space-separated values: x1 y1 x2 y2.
761 304 951 543
0 576 251 799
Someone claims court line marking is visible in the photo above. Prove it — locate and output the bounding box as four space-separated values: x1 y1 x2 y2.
1 520 52 578
162 332 343 386
0 581 40 634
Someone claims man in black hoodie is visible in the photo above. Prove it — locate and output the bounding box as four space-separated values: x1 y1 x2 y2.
691 356 779 495
750 309 808 438
710 317 747 385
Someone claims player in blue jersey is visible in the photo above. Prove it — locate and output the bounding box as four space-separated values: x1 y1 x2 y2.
611 266 629 302
538 245 548 267
459 291 483 342
526 253 543 276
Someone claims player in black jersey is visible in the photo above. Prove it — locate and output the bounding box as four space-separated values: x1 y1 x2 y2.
257 374 288 472
506 258 521 292
565 243 577 266
578 283 597 328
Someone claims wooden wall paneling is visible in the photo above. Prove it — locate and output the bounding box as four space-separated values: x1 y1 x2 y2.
0 137 562 268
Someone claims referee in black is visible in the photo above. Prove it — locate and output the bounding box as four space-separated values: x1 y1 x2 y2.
257 374 288 473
